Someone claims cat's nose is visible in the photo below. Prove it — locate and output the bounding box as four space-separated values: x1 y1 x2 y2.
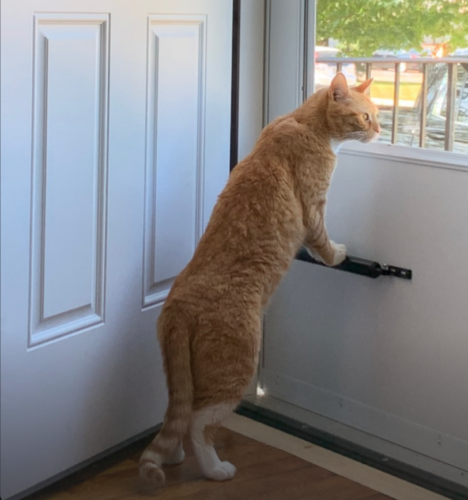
374 123 381 134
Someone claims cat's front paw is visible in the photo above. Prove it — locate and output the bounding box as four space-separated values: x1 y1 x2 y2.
330 241 347 266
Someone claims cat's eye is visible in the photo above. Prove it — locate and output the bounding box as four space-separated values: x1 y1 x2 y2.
363 113 370 121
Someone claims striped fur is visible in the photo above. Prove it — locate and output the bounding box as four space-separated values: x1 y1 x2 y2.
139 309 193 484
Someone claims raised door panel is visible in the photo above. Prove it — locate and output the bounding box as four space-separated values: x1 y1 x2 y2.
143 16 206 307
30 14 109 345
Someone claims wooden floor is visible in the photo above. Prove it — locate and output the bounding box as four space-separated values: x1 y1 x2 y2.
27 427 395 500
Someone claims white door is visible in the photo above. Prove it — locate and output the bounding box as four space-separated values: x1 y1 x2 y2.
0 1 232 498
261 0 468 480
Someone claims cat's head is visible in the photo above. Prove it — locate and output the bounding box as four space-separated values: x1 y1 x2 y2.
326 73 380 143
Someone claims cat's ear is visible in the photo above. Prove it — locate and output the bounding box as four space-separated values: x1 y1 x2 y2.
354 78 373 94
329 72 350 102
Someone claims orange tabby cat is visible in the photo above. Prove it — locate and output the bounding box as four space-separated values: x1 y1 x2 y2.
139 73 380 484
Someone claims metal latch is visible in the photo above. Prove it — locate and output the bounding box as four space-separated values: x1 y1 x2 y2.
295 247 413 280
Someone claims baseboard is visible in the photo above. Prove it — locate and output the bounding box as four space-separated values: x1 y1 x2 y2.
8 424 161 500
236 400 468 500
261 368 468 472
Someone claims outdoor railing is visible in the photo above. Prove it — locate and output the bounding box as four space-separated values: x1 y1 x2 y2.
316 57 468 152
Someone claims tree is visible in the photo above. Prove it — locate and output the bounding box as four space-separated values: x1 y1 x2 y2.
316 0 468 56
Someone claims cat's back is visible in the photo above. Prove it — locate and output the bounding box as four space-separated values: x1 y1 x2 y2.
165 127 305 309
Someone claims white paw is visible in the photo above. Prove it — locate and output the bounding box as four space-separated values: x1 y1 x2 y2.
206 461 237 481
330 241 347 266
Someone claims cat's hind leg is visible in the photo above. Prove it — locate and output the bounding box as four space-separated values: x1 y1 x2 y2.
163 441 185 465
191 403 237 481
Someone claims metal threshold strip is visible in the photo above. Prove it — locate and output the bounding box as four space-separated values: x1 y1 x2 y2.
236 400 467 500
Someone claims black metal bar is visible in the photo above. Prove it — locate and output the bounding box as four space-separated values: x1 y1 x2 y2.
366 62 372 80
230 0 241 171
445 63 457 152
419 64 428 148
295 247 412 280
391 62 400 144
336 62 343 73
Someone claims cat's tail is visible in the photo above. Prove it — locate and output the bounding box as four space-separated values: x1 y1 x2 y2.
139 307 194 485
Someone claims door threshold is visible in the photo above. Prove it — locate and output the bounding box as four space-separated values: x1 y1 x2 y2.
237 397 468 500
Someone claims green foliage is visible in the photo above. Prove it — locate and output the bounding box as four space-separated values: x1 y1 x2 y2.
316 0 468 56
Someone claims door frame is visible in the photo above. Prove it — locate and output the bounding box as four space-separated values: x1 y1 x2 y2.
230 0 241 170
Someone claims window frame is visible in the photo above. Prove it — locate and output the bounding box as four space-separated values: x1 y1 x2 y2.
264 0 468 172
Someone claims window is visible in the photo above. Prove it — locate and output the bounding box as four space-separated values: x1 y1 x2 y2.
314 0 468 154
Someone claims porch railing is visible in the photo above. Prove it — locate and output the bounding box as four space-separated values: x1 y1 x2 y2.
315 57 468 152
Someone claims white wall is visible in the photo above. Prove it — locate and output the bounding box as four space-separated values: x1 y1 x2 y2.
264 151 468 476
